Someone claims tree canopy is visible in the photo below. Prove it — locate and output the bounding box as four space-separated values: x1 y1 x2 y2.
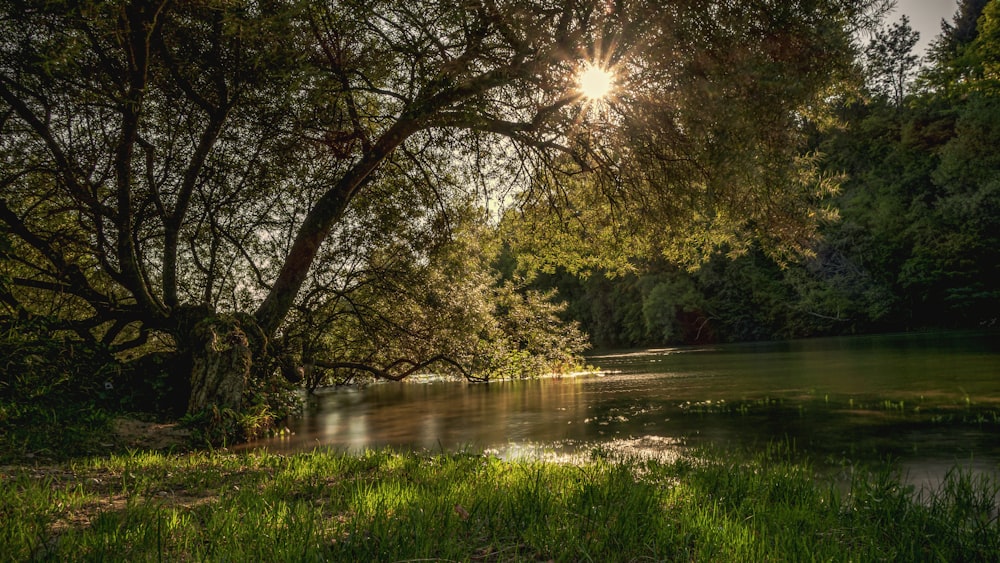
0 0 879 425
531 0 1000 349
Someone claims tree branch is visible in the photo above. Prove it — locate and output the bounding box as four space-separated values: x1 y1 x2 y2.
114 0 168 318
313 354 485 382
0 79 116 219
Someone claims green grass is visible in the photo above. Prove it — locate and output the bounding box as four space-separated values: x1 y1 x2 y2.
1 445 998 562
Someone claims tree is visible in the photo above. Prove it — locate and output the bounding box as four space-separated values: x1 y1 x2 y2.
0 0 877 427
288 205 589 390
970 0 1000 83
922 0 992 96
929 0 991 63
865 15 920 107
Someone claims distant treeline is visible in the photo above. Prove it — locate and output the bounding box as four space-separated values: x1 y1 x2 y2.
532 1 1000 347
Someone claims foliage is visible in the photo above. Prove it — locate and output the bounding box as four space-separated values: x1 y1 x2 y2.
523 2 1000 346
0 0 879 422
865 15 920 107
532 262 714 348
928 0 992 65
480 282 589 379
0 318 119 460
279 204 588 388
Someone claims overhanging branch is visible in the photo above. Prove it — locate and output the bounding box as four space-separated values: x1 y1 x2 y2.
313 354 487 382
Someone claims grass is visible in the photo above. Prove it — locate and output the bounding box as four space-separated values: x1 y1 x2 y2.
1 444 998 561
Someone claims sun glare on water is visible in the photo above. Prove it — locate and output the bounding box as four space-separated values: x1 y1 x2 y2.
578 64 614 100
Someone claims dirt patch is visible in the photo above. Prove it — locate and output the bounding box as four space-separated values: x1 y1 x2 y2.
112 418 191 451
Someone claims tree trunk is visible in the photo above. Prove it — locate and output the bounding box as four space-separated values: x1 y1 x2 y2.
186 315 253 416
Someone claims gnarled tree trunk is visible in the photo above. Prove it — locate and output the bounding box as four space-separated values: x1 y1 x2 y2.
185 315 254 417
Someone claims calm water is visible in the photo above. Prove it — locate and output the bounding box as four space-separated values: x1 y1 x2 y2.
248 331 1000 486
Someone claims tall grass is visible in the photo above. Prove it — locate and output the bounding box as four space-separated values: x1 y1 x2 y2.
1 446 997 561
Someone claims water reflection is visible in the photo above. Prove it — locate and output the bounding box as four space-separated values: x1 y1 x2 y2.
246 331 1000 487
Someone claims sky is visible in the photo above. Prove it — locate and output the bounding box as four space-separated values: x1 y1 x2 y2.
894 0 959 56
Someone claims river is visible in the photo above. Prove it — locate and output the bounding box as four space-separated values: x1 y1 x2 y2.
246 331 1000 487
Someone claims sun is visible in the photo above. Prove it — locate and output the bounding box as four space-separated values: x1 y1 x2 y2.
578 64 614 100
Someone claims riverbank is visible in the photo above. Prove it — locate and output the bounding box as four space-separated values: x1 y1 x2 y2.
3 445 997 561
245 332 1000 473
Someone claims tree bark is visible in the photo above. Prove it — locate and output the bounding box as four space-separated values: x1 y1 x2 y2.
186 315 253 416
254 118 423 336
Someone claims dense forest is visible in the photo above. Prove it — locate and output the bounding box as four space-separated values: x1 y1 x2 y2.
1 0 995 442
523 0 1000 347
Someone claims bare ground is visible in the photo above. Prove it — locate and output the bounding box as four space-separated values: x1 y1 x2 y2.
110 417 191 451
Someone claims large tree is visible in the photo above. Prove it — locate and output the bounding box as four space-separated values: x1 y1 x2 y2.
0 0 878 422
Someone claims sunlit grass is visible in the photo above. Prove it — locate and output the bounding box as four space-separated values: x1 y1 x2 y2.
2 446 998 561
